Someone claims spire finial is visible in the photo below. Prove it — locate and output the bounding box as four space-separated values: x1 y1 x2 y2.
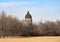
27 11 29 14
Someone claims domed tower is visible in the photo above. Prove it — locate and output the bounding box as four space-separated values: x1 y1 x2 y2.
25 11 32 26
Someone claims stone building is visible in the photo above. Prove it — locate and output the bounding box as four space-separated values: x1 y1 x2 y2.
22 11 32 26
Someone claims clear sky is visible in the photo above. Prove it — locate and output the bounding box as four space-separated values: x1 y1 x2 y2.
0 0 60 22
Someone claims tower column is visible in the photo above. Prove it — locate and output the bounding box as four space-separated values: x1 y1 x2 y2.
25 11 32 26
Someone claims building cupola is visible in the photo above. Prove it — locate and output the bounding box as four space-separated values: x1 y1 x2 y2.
25 11 32 19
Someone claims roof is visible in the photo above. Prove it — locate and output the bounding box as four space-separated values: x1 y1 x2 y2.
25 11 32 19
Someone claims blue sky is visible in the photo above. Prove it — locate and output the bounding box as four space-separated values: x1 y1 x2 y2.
0 0 60 22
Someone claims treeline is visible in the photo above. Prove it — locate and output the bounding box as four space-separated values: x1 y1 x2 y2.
0 11 60 37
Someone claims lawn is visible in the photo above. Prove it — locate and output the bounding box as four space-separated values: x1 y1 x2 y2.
0 36 60 42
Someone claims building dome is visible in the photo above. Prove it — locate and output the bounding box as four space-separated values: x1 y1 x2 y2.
25 11 32 19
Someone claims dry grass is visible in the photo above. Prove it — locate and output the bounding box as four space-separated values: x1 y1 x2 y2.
0 36 60 42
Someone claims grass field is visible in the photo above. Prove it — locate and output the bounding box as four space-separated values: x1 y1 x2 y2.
0 37 60 42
